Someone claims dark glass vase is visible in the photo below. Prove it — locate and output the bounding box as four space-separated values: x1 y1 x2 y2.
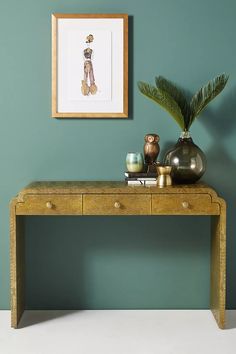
164 131 207 184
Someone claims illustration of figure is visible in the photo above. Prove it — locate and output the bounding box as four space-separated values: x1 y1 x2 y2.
81 34 98 96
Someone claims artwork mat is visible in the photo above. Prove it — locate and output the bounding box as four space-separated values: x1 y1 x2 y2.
52 13 128 118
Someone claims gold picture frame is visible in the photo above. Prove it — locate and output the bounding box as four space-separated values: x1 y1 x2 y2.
52 13 128 118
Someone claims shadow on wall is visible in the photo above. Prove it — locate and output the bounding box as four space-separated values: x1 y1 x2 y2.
25 215 210 310
202 85 236 309
156 85 236 308
128 15 134 120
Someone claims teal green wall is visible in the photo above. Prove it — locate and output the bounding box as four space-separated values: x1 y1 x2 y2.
0 0 235 309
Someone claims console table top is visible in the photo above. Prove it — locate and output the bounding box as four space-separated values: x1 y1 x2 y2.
16 181 218 200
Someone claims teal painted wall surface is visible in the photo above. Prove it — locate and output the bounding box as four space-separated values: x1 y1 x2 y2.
0 0 235 309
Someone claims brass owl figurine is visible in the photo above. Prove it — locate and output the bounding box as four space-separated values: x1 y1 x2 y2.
144 134 160 165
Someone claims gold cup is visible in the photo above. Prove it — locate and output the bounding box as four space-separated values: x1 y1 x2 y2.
156 165 172 187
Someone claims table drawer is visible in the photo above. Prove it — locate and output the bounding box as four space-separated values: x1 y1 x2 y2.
16 195 82 215
152 194 219 215
83 194 151 215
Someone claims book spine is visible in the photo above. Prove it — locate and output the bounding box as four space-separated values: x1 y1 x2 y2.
125 172 157 178
126 180 157 185
125 178 156 181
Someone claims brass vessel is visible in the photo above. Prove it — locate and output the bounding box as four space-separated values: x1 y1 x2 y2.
156 165 172 187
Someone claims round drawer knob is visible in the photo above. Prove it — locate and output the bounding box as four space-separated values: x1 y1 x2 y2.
46 201 53 209
182 201 189 209
114 201 121 209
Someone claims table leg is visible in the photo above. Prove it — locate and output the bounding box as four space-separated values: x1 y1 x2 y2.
210 199 226 329
10 200 25 328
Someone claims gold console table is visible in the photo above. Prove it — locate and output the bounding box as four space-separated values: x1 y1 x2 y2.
10 182 226 328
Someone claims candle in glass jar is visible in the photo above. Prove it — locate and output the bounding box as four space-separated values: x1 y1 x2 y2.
126 152 144 173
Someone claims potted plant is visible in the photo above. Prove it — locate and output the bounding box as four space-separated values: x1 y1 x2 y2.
138 74 229 183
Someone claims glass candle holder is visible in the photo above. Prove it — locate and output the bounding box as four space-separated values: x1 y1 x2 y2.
126 152 144 173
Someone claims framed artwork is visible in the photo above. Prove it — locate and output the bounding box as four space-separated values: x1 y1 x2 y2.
52 13 128 118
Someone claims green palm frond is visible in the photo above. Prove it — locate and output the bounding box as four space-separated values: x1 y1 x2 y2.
190 73 229 125
138 81 185 130
155 76 191 130
137 73 229 131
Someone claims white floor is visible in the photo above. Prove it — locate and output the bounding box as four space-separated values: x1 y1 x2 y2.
0 310 236 354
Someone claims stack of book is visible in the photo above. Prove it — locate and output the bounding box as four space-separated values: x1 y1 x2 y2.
125 171 157 185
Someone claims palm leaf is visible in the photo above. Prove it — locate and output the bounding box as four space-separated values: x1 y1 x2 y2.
155 76 191 130
138 81 185 130
190 73 229 125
